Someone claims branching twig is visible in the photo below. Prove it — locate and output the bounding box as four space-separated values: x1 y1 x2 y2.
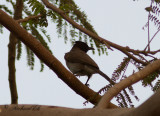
147 12 150 51
125 47 160 55
17 14 42 23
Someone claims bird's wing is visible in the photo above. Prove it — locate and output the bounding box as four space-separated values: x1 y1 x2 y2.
64 50 99 69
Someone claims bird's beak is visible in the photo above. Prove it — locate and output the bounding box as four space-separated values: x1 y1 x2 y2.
89 47 94 50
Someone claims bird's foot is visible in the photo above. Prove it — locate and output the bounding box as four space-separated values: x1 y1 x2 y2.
85 83 90 87
74 74 80 78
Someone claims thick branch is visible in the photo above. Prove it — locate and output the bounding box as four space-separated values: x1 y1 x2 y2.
97 59 160 109
0 104 133 116
0 10 117 108
1 88 160 116
8 0 23 104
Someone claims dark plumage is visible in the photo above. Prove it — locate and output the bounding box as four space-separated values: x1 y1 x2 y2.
64 41 114 86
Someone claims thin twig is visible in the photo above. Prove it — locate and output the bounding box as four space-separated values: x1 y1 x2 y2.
144 28 160 50
147 12 150 51
144 1 154 51
17 14 42 23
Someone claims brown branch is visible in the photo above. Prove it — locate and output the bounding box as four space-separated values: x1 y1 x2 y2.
8 0 23 104
1 90 160 116
97 59 160 109
41 0 147 65
125 47 160 55
0 104 133 116
148 49 160 55
17 14 42 23
0 9 117 108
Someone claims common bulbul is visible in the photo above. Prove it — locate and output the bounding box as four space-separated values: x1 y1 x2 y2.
64 41 114 86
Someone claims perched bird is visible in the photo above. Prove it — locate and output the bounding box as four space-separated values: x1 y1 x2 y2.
64 41 114 86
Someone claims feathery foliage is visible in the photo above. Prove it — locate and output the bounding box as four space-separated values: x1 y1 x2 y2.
153 79 160 91
1 0 105 71
112 57 130 81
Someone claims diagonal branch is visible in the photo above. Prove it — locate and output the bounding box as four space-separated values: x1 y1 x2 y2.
96 59 160 109
41 0 147 65
0 9 117 108
144 28 160 51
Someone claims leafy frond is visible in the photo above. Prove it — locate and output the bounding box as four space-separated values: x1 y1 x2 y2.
30 25 52 54
152 5 160 15
145 2 160 29
50 0 106 55
70 28 78 39
40 60 44 72
23 4 32 16
123 89 134 107
142 71 159 87
0 5 13 15
25 0 48 27
149 14 160 28
97 84 131 107
40 28 51 42
130 59 143 70
97 84 113 95
3 0 108 73
63 21 68 43
30 50 35 70
25 46 35 70
112 57 130 81
116 93 128 108
98 84 134 108
27 0 45 15
56 16 63 37
16 40 22 60
153 80 160 91
0 25 3 33
128 86 139 101
47 10 58 22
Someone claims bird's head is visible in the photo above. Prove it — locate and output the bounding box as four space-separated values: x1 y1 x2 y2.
73 41 94 53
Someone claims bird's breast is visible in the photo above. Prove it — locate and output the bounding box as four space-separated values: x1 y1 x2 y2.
66 61 96 76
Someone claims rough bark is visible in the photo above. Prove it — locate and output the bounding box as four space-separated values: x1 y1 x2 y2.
8 0 23 104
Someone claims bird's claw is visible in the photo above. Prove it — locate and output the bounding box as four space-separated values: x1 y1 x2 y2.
85 83 90 87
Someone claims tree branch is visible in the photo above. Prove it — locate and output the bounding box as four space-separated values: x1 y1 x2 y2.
1 89 160 116
8 0 23 104
0 9 117 108
41 0 147 65
96 59 160 109
17 14 42 23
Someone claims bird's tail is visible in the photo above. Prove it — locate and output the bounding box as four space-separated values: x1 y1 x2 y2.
96 70 115 85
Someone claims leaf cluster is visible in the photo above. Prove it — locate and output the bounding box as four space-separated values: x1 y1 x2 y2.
50 0 107 55
145 1 160 29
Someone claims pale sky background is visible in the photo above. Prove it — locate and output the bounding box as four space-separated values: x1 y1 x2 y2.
0 0 159 108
